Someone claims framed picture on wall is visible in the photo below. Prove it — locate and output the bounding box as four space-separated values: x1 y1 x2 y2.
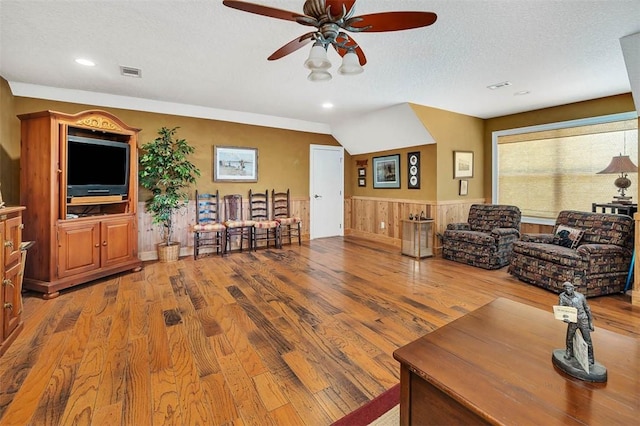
459 179 469 196
373 154 401 189
358 167 366 177
453 151 474 178
214 146 258 182
358 177 366 187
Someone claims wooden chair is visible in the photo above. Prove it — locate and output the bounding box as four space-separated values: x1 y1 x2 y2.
223 194 254 253
191 190 226 259
271 189 301 245
249 189 281 249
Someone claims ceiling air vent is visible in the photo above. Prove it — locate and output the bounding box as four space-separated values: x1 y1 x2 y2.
120 66 142 78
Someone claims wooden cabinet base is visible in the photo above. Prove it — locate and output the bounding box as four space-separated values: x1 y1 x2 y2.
23 259 142 299
0 322 23 357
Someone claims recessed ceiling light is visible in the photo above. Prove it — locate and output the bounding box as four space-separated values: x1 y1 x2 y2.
322 102 334 109
487 81 512 90
75 58 95 67
514 90 531 96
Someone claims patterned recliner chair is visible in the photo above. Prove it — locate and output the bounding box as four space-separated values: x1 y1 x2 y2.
508 210 634 297
442 204 521 270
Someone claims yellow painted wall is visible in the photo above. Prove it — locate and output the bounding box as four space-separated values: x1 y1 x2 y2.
0 78 19 204
347 104 484 202
348 144 437 200
3 76 635 210
410 104 485 201
9 95 340 202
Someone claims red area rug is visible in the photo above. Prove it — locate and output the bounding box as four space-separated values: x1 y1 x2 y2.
331 384 400 426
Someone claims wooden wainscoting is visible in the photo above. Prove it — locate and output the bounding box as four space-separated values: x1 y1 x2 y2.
346 196 486 253
138 196 309 260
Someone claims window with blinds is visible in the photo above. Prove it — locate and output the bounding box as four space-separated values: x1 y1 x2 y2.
493 113 638 221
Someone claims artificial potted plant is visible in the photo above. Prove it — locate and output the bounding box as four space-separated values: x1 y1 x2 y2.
139 126 200 262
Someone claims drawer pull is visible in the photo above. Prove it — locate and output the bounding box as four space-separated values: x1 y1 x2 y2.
3 279 13 288
4 240 13 249
4 302 13 311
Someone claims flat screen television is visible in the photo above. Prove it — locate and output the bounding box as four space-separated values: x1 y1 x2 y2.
67 135 130 198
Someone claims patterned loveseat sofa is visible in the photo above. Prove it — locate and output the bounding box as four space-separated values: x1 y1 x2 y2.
442 204 521 270
508 210 634 297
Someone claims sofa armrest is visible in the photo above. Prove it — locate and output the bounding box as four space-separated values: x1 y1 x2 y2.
447 223 470 231
520 233 554 244
577 243 631 257
491 228 520 238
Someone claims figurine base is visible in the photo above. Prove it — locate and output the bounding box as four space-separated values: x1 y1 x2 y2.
552 349 607 382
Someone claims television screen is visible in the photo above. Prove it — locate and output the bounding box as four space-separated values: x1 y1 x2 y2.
67 135 130 197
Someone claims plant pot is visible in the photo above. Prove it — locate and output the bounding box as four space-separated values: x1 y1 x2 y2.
157 242 180 262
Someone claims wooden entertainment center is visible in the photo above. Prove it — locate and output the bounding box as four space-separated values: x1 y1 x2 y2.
19 110 142 299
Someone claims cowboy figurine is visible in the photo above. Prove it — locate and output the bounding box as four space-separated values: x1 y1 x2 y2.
559 280 595 364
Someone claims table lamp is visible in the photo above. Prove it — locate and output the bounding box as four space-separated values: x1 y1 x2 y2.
597 154 638 204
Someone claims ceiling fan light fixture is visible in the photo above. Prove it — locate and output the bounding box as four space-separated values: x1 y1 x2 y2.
338 50 363 75
307 69 332 82
304 42 331 70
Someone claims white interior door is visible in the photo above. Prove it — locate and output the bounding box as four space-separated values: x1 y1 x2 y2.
310 145 344 239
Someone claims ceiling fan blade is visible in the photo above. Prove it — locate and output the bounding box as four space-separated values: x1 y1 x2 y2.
222 0 305 22
325 1 357 14
348 11 437 32
334 34 367 66
268 33 315 61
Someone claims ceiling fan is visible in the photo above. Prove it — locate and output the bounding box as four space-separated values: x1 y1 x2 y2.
222 0 437 81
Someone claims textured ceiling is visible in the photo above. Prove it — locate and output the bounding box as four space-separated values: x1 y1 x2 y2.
1 0 639 153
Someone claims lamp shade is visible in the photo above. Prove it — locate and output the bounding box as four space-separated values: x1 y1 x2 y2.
304 43 331 70
307 69 332 82
338 51 364 75
597 155 638 174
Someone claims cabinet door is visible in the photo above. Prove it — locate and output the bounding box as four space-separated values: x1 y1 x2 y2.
3 262 21 339
101 216 135 268
0 223 4 339
4 214 22 267
58 221 101 278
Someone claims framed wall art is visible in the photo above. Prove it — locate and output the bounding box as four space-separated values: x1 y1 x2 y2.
453 151 474 178
214 146 258 182
358 167 366 177
358 177 366 187
407 151 420 189
373 154 400 189
459 179 469 196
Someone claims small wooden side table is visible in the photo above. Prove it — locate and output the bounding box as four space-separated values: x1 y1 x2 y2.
400 219 434 259
591 202 637 217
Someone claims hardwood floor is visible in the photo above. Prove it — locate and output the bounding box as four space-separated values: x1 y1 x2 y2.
1 236 638 425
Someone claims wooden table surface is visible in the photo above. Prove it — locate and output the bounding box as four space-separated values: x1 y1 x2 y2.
393 297 639 425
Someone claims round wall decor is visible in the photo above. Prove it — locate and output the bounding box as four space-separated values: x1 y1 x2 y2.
408 152 420 189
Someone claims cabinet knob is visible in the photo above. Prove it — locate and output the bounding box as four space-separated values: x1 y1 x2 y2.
102 241 107 246
95 243 100 248
4 302 13 311
2 279 12 287
4 240 13 248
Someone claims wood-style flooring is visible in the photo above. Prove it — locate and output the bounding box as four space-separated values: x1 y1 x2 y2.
1 236 638 425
